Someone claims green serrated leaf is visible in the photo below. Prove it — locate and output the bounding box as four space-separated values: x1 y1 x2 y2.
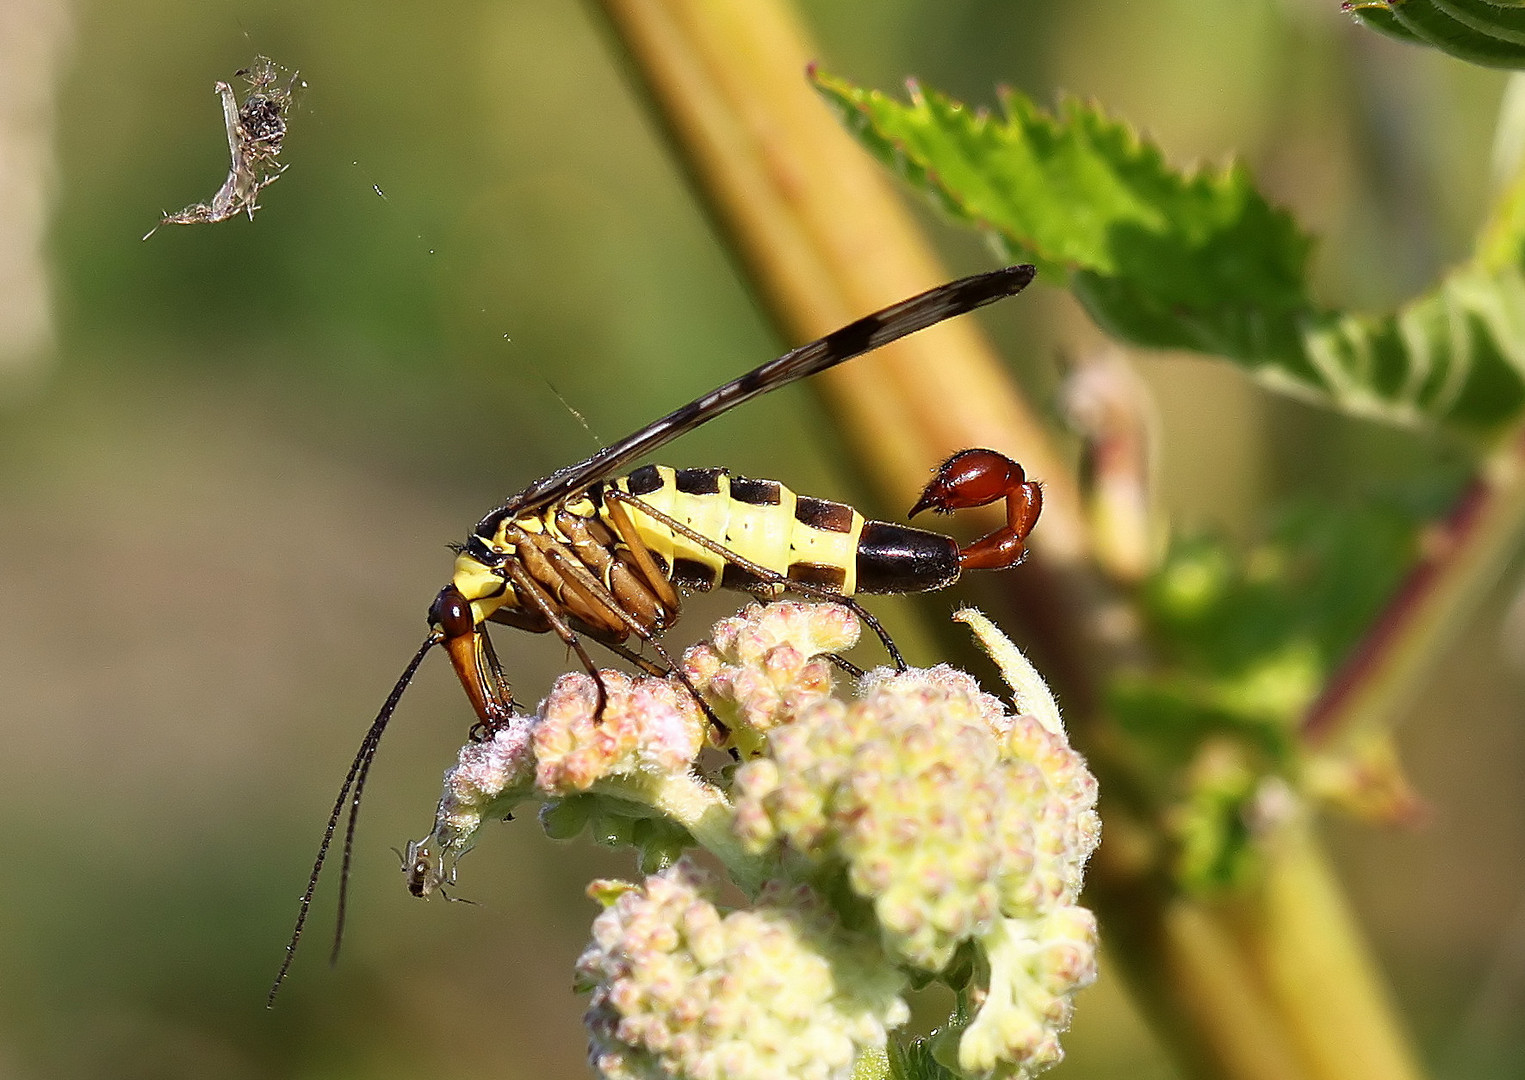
1348 0 1525 58
1389 0 1525 66
1344 3 1429 43
813 69 1525 438
1434 0 1525 45
1303 264 1525 431
815 74 1311 305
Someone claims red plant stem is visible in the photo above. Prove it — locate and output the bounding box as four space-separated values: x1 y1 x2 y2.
1303 426 1525 745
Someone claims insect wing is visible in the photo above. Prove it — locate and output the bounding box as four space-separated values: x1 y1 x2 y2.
477 264 1035 534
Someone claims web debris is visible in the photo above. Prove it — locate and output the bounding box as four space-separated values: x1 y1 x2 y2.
144 57 301 239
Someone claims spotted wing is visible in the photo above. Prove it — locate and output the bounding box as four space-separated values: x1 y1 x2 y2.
475 264 1036 535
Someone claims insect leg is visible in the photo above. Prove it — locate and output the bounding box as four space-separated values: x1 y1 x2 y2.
822 653 866 679
606 490 907 670
498 558 608 717
477 622 511 707
588 636 671 678
541 545 731 739
601 494 683 615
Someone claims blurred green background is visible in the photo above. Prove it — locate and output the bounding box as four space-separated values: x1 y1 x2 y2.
1 0 1522 1077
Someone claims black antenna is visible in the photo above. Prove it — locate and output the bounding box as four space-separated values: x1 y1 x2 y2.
268 634 436 1006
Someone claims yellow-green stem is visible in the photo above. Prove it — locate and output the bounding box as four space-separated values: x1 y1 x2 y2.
590 0 1081 555
1239 818 1425 1080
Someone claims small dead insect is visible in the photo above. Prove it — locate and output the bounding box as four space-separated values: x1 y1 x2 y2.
144 57 299 239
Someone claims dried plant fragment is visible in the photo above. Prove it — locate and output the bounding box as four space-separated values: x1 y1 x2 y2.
145 57 299 238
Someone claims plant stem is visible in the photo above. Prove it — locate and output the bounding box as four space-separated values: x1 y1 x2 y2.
589 0 1081 553
1303 427 1525 745
641 771 765 892
1243 818 1425 1080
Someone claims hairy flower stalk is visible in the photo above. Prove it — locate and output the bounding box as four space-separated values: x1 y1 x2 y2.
407 601 1100 1080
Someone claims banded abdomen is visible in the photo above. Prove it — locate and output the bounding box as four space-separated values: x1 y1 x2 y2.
593 464 961 599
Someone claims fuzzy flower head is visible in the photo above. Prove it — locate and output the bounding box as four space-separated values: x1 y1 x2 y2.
684 600 860 752
407 601 1099 1080
533 670 708 795
578 860 908 1080
954 907 1100 1078
405 669 713 894
710 605 1100 1079
729 663 1098 973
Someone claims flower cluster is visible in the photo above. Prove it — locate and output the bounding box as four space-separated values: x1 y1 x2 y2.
406 601 1099 1080
579 860 907 1080
732 667 1070 969
683 601 860 751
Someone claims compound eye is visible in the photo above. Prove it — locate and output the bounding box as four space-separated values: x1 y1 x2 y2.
428 585 475 640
